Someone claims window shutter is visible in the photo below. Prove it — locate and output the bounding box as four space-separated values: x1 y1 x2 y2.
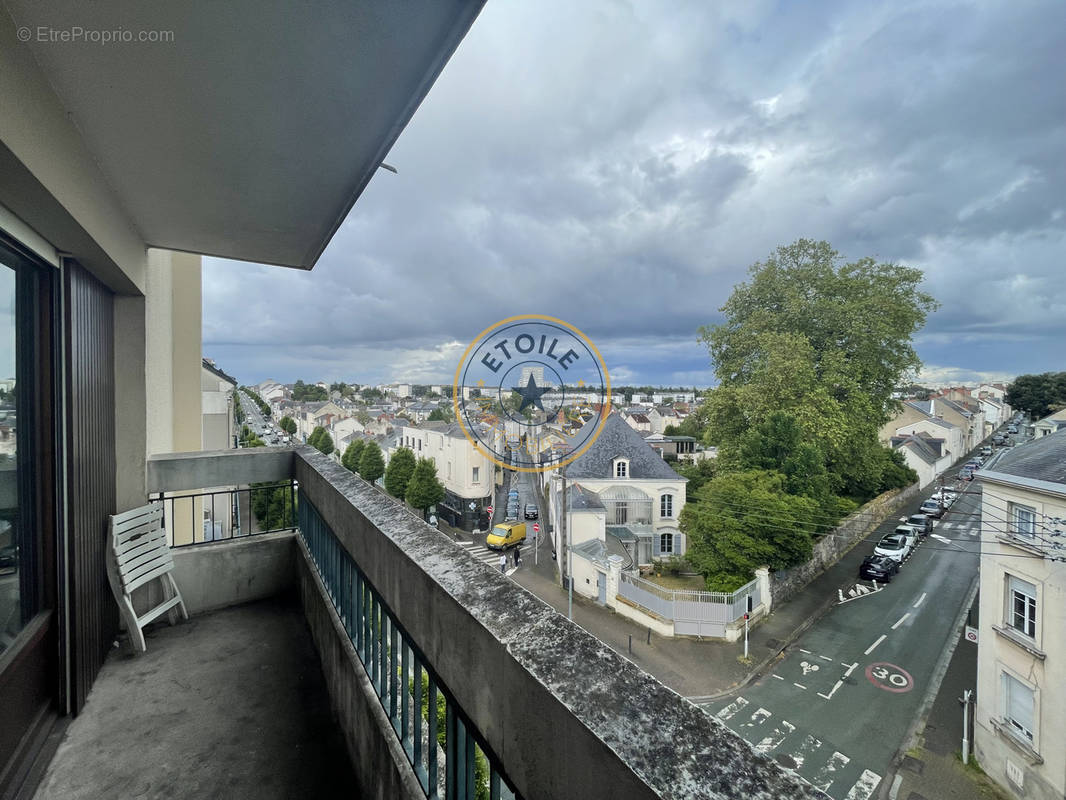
674 533 682 555
653 535 661 556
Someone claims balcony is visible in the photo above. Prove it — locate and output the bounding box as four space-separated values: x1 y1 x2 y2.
35 447 820 800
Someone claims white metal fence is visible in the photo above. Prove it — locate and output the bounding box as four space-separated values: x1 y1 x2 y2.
618 572 760 638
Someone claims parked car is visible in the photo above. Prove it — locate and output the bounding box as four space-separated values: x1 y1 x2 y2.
486 521 527 550
980 445 993 457
958 467 975 481
874 527 917 563
859 554 900 583
935 488 959 506
903 513 933 536
524 504 538 520
1007 425 1018 434
919 499 944 519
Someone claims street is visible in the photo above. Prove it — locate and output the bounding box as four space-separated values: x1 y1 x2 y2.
697 482 982 799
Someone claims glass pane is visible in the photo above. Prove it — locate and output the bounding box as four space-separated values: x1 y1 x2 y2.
0 264 18 653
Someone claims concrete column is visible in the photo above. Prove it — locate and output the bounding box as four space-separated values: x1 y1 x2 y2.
606 554 624 609
114 294 147 511
756 565 772 614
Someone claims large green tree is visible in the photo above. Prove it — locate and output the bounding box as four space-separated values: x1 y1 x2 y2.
384 447 417 499
680 470 822 591
279 416 297 435
358 441 385 484
308 426 334 456
405 457 445 517
341 440 365 472
1005 372 1066 419
699 239 938 497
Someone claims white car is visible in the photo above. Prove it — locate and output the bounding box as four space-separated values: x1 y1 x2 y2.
874 527 917 563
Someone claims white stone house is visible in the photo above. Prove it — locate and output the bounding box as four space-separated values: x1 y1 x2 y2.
550 413 688 599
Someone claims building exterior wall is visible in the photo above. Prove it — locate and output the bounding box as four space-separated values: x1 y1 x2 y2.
975 478 1066 800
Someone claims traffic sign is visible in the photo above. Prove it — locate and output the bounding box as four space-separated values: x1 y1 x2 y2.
486 505 493 514
965 625 978 643
533 523 540 534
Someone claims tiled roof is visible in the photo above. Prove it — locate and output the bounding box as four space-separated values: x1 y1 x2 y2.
984 428 1066 485
565 413 683 481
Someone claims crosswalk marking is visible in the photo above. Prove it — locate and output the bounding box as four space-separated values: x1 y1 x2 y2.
697 698 882 800
792 733 823 771
756 720 795 753
715 696 749 721
845 770 882 799
456 540 505 566
811 751 850 791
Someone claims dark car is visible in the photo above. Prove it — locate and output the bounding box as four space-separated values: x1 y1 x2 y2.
904 513 933 536
860 555 900 583
524 504 538 520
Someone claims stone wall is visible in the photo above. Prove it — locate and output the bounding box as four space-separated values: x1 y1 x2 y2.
769 482 921 607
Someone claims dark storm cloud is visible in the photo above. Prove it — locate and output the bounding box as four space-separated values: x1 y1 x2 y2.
204 0 1065 386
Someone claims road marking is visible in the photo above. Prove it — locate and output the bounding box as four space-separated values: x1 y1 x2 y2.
799 648 812 654
755 720 795 753
738 707 771 735
818 654 833 661
817 679 844 700
715 696 749 721
771 674 784 680
913 592 927 608
843 661 859 678
794 683 807 690
811 751 850 791
931 533 951 543
891 613 911 630
844 769 883 800
791 733 823 770
864 634 887 655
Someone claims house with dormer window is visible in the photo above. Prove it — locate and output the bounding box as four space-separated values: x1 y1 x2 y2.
549 414 687 600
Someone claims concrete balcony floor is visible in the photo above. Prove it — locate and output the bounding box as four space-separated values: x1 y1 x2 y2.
34 596 357 799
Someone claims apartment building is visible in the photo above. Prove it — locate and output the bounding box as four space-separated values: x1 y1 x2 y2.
975 430 1066 800
396 422 494 530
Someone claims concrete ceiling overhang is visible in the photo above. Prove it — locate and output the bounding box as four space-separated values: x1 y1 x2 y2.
3 0 485 270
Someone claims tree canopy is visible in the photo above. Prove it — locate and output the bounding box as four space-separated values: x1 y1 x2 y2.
680 470 822 591
279 416 297 435
680 240 928 589
308 426 334 456
292 380 328 402
405 457 445 515
699 239 936 498
341 440 365 472
384 447 417 499
358 441 385 484
1005 372 1066 419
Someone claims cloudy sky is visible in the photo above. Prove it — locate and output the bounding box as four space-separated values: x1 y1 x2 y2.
203 0 1064 389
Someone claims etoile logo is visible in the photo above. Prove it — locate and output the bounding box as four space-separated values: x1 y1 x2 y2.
453 315 611 473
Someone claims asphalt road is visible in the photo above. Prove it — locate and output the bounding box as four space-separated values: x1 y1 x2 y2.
699 482 983 800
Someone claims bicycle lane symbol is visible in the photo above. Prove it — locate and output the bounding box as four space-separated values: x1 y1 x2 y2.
865 662 914 693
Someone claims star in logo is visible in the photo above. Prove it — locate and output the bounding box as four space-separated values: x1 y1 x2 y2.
577 378 585 387
477 378 485 387
512 374 548 413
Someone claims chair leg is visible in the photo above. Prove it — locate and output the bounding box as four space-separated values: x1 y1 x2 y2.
120 595 146 653
166 573 189 621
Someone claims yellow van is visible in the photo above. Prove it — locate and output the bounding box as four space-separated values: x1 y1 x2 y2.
486 521 526 550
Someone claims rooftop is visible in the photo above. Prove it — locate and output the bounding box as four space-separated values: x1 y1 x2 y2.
566 414 684 481
982 428 1066 486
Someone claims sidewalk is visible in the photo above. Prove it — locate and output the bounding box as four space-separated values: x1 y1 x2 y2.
890 593 1010 800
